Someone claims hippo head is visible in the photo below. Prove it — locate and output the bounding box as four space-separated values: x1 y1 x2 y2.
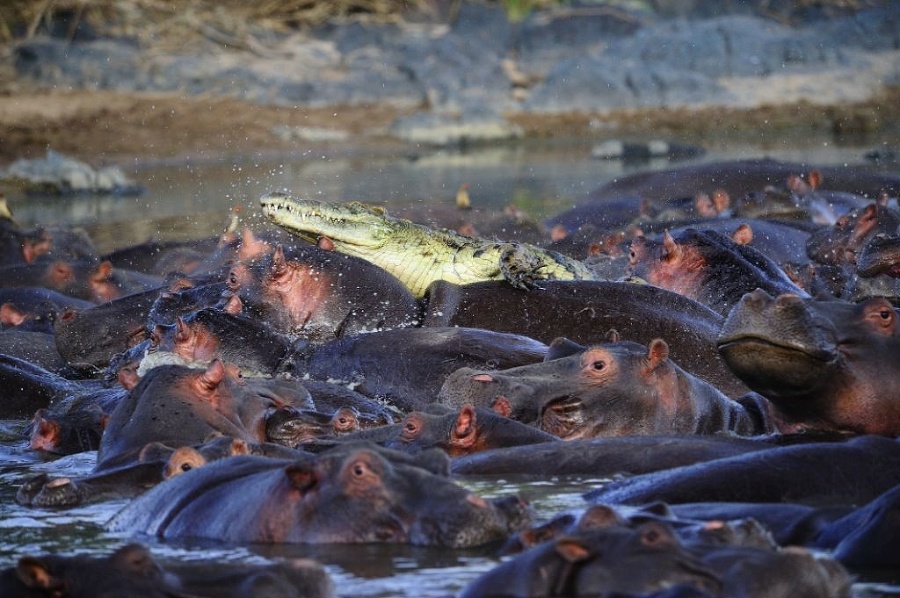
717 289 841 401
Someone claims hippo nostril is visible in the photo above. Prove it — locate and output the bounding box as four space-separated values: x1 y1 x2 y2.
744 288 773 307
471 373 494 383
774 293 802 309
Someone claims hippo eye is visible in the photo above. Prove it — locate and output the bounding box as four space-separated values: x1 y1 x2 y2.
591 360 606 371
880 309 892 320
353 464 366 477
180 463 192 472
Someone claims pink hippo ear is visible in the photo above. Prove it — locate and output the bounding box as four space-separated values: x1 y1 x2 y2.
16 557 59 590
646 338 669 372
554 537 592 563
196 360 227 396
661 231 683 263
451 404 478 448
285 462 318 493
731 223 753 246
270 245 290 281
0 302 27 326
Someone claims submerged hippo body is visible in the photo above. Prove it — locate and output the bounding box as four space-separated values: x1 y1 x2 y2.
717 289 900 435
450 435 773 477
424 280 748 397
585 434 900 507
0 542 334 598
108 443 531 547
290 326 548 411
438 336 764 438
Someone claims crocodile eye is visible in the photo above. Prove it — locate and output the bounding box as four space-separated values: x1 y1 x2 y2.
591 360 606 371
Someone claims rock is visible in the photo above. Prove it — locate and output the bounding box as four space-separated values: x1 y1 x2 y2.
0 150 142 195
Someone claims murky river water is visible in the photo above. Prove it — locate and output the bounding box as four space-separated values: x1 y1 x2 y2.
3 133 900 596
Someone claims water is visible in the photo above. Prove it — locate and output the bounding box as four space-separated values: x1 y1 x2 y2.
2 135 900 596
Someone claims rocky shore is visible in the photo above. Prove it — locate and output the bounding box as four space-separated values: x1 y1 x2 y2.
1 0 899 164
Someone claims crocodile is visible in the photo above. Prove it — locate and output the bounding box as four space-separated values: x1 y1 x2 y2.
260 192 596 298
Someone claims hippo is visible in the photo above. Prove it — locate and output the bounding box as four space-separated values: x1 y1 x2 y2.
585 434 900 508
288 326 548 411
626 228 807 316
717 289 900 435
806 201 900 268
150 307 293 376
0 354 84 418
96 360 312 470
437 335 764 438
229 243 422 342
16 434 295 508
384 404 558 457
460 520 725 598
53 287 160 374
575 158 900 207
814 482 900 569
26 404 109 455
108 442 531 547
0 328 74 375
0 542 334 598
0 287 94 330
423 280 748 397
450 434 774 477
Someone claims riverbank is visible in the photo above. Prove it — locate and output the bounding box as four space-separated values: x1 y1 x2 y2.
1 1 899 167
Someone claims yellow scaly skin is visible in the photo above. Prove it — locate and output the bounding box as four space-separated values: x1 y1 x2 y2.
260 192 596 298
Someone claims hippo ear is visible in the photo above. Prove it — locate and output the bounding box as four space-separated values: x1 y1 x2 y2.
197 360 227 394
731 224 753 246
0 302 27 326
270 245 289 280
451 404 478 448
713 189 730 213
545 337 585 361
222 293 243 316
174 317 192 344
646 339 669 371
662 231 682 263
230 438 250 455
16 557 58 589
604 328 620 342
554 537 592 563
91 260 114 283
808 170 822 190
285 462 318 493
118 363 140 391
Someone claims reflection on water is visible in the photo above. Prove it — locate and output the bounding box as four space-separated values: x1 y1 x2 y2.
7 134 895 253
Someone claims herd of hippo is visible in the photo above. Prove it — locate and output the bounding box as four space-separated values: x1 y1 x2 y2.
3 156 900 596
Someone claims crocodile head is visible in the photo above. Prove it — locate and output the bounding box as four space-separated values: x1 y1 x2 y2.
260 193 395 251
